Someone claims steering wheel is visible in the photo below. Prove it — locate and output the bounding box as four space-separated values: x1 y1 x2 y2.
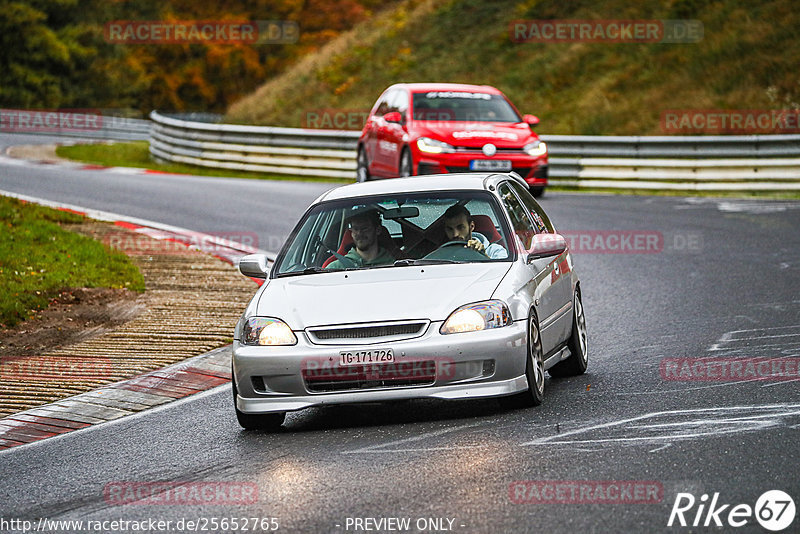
438 240 471 248
423 240 488 261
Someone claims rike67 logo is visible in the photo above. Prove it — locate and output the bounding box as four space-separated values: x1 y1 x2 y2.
668 490 795 531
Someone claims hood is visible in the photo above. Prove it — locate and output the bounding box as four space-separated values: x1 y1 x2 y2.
413 121 536 148
257 263 512 329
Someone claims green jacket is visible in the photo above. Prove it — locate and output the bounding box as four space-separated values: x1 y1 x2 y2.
326 246 395 270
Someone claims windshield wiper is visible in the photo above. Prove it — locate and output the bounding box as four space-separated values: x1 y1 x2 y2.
393 258 465 266
276 266 328 278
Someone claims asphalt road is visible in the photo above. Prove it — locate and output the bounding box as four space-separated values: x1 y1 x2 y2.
1 133 799 533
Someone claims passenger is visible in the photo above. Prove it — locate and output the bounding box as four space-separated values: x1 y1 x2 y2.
326 209 396 269
442 205 508 259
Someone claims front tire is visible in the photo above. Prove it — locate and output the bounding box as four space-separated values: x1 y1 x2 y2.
530 186 545 198
500 313 544 409
356 147 370 183
232 373 285 430
549 289 588 377
398 149 412 177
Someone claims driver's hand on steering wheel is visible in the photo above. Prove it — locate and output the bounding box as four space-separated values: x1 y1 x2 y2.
466 238 485 254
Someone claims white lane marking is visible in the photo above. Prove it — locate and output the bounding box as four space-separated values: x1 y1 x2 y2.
648 443 671 453
520 403 800 447
342 421 488 455
0 189 276 259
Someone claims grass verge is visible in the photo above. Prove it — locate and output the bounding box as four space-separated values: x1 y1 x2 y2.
0 196 145 328
55 141 350 184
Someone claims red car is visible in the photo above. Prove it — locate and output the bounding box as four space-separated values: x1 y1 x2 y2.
357 83 548 196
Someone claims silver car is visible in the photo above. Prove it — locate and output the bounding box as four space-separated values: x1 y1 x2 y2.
232 172 587 429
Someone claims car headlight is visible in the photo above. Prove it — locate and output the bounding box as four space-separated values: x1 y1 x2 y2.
241 317 297 346
417 137 455 154
440 300 511 334
523 140 547 157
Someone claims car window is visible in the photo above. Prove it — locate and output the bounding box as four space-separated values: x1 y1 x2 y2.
383 89 400 114
498 182 537 250
374 90 392 116
411 91 521 122
391 89 408 121
509 180 554 233
273 191 512 276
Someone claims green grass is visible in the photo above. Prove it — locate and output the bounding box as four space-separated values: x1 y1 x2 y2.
0 196 145 328
55 142 350 184
227 0 800 136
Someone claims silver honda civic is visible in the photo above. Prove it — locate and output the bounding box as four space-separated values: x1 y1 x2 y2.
232 172 587 429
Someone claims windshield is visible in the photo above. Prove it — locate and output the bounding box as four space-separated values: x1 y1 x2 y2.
273 191 512 277
412 91 521 122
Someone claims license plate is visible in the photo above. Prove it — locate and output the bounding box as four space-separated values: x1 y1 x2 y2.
339 348 394 366
470 159 512 171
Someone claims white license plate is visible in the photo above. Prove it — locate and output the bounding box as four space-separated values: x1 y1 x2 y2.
339 348 394 366
470 159 512 171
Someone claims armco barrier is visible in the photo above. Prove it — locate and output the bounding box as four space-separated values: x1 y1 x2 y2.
149 111 800 190
0 110 150 141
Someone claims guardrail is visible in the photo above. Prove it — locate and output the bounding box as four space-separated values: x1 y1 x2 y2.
0 110 150 141
149 111 800 191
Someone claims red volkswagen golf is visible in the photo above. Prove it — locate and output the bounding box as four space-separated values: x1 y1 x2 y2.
357 83 548 196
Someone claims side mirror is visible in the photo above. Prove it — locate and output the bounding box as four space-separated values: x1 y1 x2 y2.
526 233 566 262
523 114 539 127
383 111 403 124
238 254 270 279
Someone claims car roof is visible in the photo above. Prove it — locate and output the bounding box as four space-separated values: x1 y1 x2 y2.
315 173 524 203
388 83 503 94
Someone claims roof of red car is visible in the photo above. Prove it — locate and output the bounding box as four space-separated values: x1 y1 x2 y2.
389 83 502 94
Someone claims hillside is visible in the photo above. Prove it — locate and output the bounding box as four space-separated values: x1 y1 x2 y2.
226 0 800 135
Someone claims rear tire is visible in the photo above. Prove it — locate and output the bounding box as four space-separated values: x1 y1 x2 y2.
549 289 588 377
232 373 285 430
356 148 370 182
499 313 544 409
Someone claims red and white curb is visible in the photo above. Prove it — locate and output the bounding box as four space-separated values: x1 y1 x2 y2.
0 191 277 451
1 143 190 177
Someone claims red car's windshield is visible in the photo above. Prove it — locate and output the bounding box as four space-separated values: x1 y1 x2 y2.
412 91 521 123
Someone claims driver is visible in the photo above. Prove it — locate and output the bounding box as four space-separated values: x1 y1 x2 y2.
325 209 396 269
443 205 508 259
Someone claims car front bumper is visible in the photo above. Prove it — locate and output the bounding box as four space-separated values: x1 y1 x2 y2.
233 319 529 414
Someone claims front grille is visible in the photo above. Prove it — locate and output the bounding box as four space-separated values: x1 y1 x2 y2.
306 321 428 345
454 146 525 153
303 361 437 392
